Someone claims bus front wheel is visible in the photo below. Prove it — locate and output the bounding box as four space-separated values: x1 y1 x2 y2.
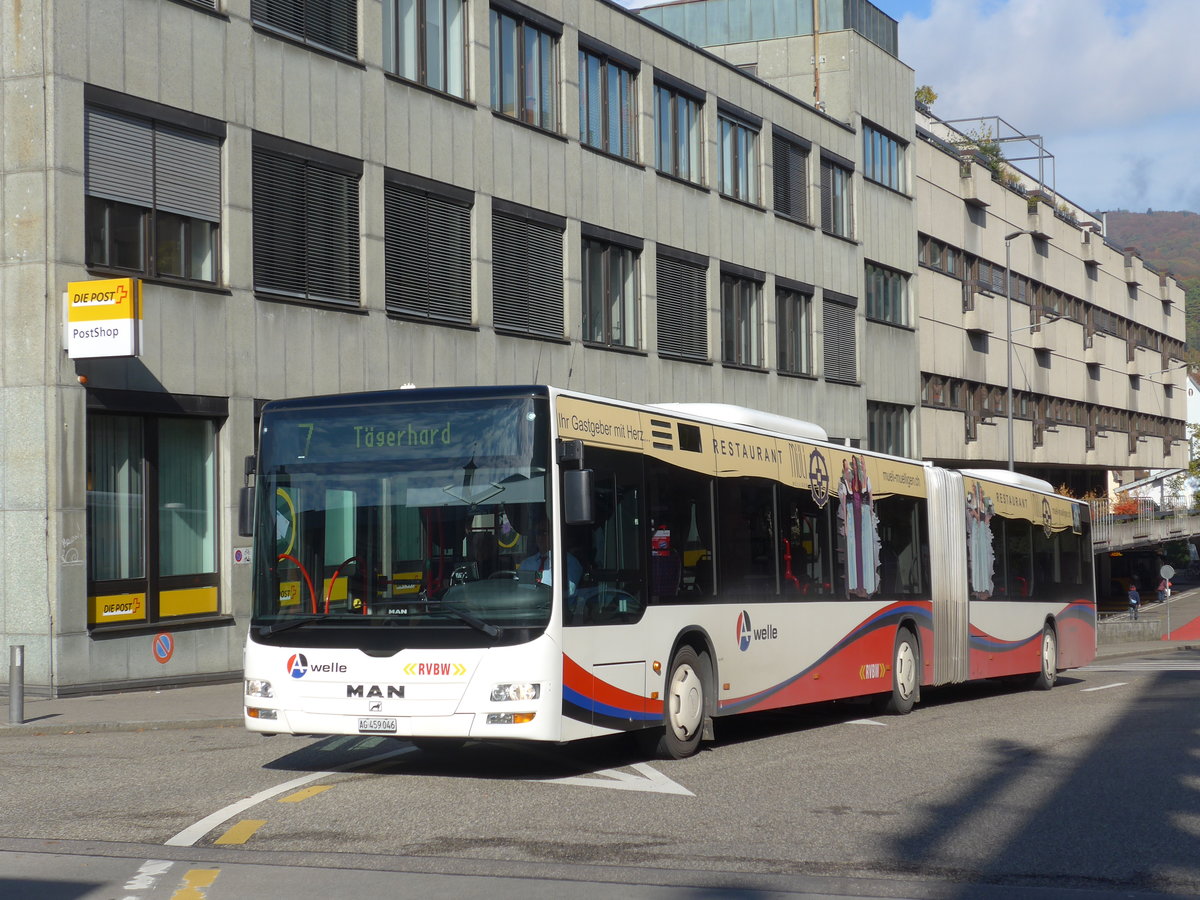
643 645 709 760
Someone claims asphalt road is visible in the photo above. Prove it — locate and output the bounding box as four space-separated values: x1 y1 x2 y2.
1 652 1199 899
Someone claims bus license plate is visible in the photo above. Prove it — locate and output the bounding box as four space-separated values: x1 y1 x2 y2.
358 717 397 734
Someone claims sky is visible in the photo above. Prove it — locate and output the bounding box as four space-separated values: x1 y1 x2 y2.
617 0 1200 215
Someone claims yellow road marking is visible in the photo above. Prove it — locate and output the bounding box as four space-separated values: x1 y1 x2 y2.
170 868 220 899
213 819 266 845
279 784 332 803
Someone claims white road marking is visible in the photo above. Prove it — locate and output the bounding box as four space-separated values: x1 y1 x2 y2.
537 762 693 795
1081 682 1128 692
845 718 888 726
165 745 415 847
1083 661 1200 672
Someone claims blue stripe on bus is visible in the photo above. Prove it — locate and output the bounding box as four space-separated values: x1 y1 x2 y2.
562 684 660 722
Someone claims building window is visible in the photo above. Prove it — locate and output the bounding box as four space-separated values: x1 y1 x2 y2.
777 285 812 375
863 122 906 192
657 250 708 361
721 270 762 367
823 291 857 384
490 7 559 131
253 138 361 306
865 261 910 326
867 402 910 457
384 174 472 323
582 233 640 348
820 155 853 238
492 204 564 338
85 104 221 283
383 0 466 97
718 113 759 203
87 411 220 628
251 0 357 58
579 47 636 159
773 133 809 223
654 83 702 183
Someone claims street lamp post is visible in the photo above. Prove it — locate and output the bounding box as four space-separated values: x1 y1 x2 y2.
1004 230 1035 471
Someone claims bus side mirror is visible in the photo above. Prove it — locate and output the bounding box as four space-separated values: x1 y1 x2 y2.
238 454 256 537
238 486 255 537
563 469 594 524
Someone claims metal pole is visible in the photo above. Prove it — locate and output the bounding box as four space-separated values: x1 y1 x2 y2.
8 645 24 726
1005 239 1014 471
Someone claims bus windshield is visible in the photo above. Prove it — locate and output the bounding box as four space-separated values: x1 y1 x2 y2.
250 394 552 638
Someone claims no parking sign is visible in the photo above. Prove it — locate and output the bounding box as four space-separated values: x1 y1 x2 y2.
153 632 174 664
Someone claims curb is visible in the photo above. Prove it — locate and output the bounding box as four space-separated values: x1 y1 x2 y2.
0 718 243 736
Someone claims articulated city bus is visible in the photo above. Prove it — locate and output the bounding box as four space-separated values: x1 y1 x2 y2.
241 385 1095 758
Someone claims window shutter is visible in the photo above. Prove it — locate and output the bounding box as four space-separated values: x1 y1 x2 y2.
819 158 834 232
385 184 472 323
253 150 309 298
492 211 563 337
304 163 359 304
823 297 857 383
155 125 221 222
773 136 807 221
85 108 154 208
252 0 356 56
307 0 357 56
251 0 304 37
656 253 708 360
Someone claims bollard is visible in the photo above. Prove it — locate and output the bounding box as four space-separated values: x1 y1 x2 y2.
9 645 24 725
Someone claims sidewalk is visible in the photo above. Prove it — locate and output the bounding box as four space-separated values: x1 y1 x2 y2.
3 592 1199 736
1 680 244 735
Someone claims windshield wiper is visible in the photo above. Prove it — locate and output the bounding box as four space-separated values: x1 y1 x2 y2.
257 613 334 637
428 605 501 638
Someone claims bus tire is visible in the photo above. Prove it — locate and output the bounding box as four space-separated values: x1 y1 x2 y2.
644 645 709 759
882 627 919 715
1029 624 1057 691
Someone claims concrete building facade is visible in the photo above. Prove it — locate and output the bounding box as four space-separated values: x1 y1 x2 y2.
1 0 1185 694
3 0 923 694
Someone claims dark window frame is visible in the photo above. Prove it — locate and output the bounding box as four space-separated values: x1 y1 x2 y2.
578 43 638 160
84 98 223 286
252 134 362 307
489 5 560 132
251 0 358 59
383 0 467 97
384 172 473 324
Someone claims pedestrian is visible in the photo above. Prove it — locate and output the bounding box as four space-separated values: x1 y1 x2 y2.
1128 586 1140 620
1158 577 1171 604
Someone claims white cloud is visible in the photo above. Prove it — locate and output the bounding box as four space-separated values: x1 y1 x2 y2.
900 0 1200 212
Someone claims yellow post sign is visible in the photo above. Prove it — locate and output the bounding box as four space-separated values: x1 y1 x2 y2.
65 277 142 358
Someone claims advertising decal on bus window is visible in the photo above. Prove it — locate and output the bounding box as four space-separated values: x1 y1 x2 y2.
555 396 928 501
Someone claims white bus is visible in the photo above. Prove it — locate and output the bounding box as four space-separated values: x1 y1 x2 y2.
240 385 1096 758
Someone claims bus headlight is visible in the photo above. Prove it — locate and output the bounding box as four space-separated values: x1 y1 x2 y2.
245 678 274 698
491 682 540 702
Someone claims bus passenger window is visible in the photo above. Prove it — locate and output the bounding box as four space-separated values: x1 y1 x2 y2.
779 487 834 596
646 459 713 602
566 448 647 625
716 477 777 601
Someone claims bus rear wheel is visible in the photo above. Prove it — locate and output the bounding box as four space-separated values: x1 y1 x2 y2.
880 627 919 715
642 645 709 759
1029 624 1057 691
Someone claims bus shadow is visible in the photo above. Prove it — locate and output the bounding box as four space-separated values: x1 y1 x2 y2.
887 668 1200 896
